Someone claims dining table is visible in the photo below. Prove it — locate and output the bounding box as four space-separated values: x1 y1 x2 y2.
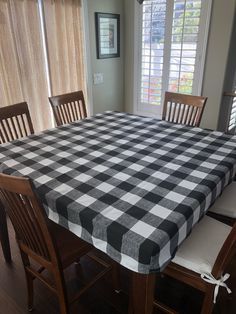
0 111 236 313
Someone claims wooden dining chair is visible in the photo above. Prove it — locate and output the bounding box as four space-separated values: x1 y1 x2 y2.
162 92 207 127
0 102 34 263
154 215 235 314
0 173 119 313
0 102 34 144
207 181 236 225
49 91 87 126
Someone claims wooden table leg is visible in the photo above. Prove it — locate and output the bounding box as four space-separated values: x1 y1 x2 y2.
129 272 156 314
0 201 11 263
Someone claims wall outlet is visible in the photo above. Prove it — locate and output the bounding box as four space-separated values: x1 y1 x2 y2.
93 73 104 85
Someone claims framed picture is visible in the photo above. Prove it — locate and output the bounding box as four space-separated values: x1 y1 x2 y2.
95 13 120 59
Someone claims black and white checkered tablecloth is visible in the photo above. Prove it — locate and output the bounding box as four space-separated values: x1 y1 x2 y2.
0 112 236 273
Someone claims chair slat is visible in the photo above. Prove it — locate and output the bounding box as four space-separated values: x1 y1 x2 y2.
10 117 18 138
21 114 28 136
183 105 190 125
176 103 181 123
167 102 172 121
3 191 34 251
58 106 66 125
61 105 67 124
78 101 83 119
172 102 177 122
22 195 50 258
73 102 79 120
188 105 194 125
191 107 198 126
69 103 75 122
0 121 11 142
15 116 23 138
5 119 15 141
0 127 5 143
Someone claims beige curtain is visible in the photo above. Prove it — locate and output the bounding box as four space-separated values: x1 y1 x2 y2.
0 1 23 106
0 0 85 131
43 0 85 96
0 0 51 131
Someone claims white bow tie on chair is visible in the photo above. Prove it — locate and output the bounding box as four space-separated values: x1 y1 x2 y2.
200 273 232 303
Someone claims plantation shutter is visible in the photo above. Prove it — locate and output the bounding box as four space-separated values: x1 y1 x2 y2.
141 0 167 107
137 0 211 116
228 93 236 132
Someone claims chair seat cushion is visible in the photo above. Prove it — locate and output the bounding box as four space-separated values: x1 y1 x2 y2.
208 182 236 218
172 216 231 274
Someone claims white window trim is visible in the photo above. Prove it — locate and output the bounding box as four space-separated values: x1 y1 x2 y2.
194 0 212 95
133 0 212 118
38 0 54 127
81 0 94 116
133 1 143 116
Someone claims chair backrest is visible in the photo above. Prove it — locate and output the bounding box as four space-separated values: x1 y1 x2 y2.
162 92 207 127
0 173 58 268
49 91 87 126
0 102 34 144
212 220 236 278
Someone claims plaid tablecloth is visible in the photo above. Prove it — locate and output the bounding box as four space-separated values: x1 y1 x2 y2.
0 111 236 274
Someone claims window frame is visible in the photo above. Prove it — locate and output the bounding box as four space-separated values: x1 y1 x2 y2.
133 0 212 118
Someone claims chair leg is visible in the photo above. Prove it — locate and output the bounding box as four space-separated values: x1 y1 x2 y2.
25 272 34 311
0 203 11 263
57 294 70 314
19 250 34 311
75 259 86 284
53 269 70 314
201 286 215 314
111 260 121 293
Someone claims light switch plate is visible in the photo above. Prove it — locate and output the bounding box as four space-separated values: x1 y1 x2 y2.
93 73 104 85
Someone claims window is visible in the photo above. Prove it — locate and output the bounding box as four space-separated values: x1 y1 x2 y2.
134 0 212 117
228 92 236 132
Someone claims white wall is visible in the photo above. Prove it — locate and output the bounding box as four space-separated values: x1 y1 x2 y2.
124 0 236 130
218 13 236 133
124 0 135 114
87 0 124 114
201 0 236 130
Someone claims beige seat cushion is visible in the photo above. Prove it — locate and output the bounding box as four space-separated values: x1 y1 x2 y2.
208 182 236 218
172 216 231 274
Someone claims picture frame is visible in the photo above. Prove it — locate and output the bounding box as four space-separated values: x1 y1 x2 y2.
95 13 120 59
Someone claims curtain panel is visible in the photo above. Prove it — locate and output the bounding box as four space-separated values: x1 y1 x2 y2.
43 0 85 96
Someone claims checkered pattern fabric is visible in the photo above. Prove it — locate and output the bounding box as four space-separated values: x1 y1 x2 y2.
0 112 236 274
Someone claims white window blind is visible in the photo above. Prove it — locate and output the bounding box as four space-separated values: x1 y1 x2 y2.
141 0 166 106
136 0 211 117
228 95 236 132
